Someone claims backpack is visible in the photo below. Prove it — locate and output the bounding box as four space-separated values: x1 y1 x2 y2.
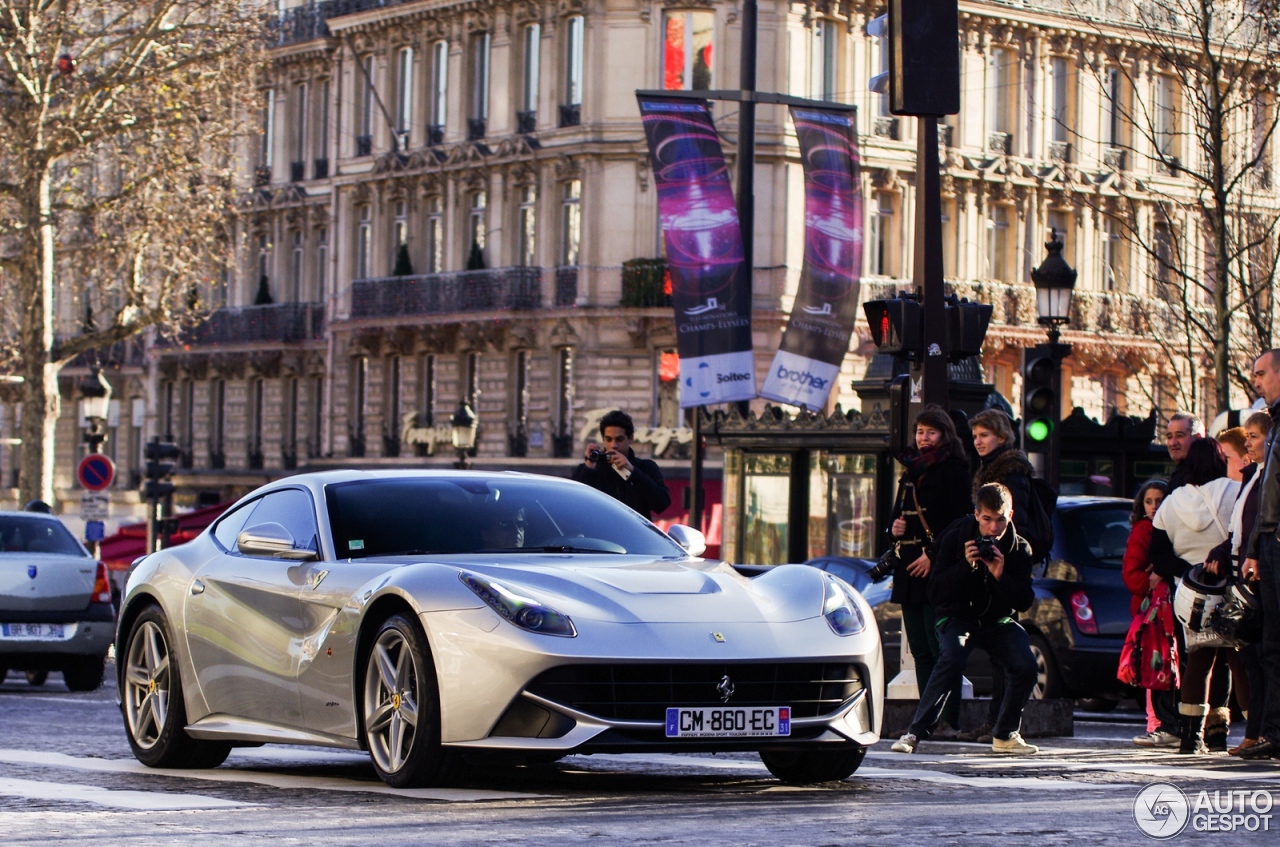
1023 475 1057 561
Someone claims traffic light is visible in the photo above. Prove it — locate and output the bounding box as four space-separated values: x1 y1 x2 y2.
142 439 180 500
863 295 922 359
1022 344 1060 452
886 0 961 117
944 297 993 363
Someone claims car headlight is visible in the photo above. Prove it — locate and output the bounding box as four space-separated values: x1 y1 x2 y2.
459 572 577 637
823 574 867 636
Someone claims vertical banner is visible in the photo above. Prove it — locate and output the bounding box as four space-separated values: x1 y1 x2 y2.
637 95 756 407
760 107 863 411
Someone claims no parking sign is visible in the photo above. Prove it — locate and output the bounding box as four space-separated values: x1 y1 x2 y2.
77 454 115 492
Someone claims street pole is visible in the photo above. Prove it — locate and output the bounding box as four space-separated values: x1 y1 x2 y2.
914 117 948 407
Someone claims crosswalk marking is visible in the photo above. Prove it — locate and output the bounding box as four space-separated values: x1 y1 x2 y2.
0 776 254 810
0 749 546 802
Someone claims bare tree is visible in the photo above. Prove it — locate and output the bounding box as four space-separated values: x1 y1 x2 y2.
0 0 264 505
1072 0 1280 413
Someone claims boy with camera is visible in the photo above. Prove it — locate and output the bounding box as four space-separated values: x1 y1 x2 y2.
571 409 671 520
891 482 1040 755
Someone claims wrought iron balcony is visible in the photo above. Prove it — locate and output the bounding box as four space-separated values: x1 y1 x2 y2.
467 118 487 141
272 0 418 48
355 135 373 157
559 103 581 128
516 110 537 134
350 267 542 318
64 338 146 368
427 125 445 146
290 160 306 183
166 302 326 347
254 165 272 186
554 265 579 307
313 157 329 179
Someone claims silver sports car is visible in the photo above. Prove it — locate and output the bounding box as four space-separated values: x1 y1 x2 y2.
116 470 882 785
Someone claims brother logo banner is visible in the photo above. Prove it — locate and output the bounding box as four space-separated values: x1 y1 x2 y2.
760 105 862 412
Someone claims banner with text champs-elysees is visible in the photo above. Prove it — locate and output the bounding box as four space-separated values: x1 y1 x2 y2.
760 106 863 411
637 95 756 407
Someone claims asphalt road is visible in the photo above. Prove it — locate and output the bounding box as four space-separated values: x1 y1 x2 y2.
1 666 1277 846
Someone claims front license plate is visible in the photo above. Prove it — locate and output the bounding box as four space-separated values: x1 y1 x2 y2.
665 706 791 738
1 623 66 640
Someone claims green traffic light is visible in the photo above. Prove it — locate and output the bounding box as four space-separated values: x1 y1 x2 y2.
1027 419 1051 442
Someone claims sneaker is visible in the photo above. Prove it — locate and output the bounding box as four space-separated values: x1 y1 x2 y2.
1133 730 1180 748
955 721 993 743
890 733 919 754
992 732 1039 755
932 720 959 741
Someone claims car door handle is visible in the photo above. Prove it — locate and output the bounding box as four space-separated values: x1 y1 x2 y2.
190 579 205 596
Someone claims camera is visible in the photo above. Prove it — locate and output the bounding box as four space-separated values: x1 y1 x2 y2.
589 448 610 462
867 546 901 581
975 535 999 562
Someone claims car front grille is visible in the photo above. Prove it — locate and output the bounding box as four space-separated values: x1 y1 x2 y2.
525 662 863 721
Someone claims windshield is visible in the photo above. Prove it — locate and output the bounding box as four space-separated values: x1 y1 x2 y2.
1061 506 1131 569
325 477 685 559
0 516 87 556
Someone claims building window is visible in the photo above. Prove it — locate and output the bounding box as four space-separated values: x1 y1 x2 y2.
180 380 195 467
1047 209 1070 269
356 205 371 279
471 32 491 123
811 19 836 102
1153 221 1174 295
359 55 376 148
987 48 1013 136
316 227 328 302
430 40 448 137
867 192 892 276
1105 67 1123 148
392 200 408 272
468 191 487 256
1101 217 1124 292
564 15 584 105
210 380 225 467
317 80 330 167
512 350 530 456
655 349 681 429
294 83 308 170
290 230 303 302
257 233 271 291
260 89 275 171
384 356 401 457
162 381 175 440
351 357 367 457
868 15 889 118
518 185 537 267
561 179 581 265
986 204 1010 281
662 10 713 91
554 347 574 457
248 378 265 468
283 377 299 467
308 376 324 458
1154 74 1177 160
426 197 443 273
396 46 413 149
941 200 955 277
464 351 481 408
420 354 437 427
522 23 541 115
1050 57 1070 145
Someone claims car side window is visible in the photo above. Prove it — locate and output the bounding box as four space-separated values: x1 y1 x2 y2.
241 488 319 555
212 500 259 551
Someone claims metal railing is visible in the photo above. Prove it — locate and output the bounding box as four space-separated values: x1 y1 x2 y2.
350 267 542 318
554 266 579 306
165 303 326 347
272 0 418 47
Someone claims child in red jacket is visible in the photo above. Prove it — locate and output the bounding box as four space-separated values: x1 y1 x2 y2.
1122 479 1172 746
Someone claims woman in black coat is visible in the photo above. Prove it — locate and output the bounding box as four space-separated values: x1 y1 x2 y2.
886 404 973 737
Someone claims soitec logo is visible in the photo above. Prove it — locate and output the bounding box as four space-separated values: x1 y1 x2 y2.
1134 782 1190 839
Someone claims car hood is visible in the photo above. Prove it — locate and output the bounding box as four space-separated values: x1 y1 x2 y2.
0 553 97 612
405 556 828 625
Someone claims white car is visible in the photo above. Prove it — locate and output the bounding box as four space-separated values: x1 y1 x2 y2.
116 470 882 785
0 511 115 690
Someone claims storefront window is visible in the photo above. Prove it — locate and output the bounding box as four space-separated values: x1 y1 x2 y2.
741 454 791 566
825 454 878 557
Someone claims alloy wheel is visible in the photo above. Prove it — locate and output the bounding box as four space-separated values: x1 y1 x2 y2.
124 620 171 750
363 627 420 776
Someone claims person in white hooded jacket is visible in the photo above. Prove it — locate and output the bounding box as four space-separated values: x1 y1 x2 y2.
1149 437 1239 753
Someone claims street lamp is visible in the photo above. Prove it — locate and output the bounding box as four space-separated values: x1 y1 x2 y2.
1030 228 1078 344
450 401 478 469
79 367 112 454
1026 228 1076 488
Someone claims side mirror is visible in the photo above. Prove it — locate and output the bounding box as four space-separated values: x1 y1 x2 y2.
666 524 706 557
237 522 318 561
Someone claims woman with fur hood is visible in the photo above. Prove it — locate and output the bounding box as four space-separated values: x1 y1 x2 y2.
970 410 1042 555
1148 437 1239 754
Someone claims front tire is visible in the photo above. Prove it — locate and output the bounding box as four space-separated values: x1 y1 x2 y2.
63 657 104 692
25 669 48 687
362 614 459 787
121 606 230 769
760 747 867 784
1027 632 1064 700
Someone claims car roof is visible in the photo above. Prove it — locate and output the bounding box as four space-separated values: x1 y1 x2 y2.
0 511 68 521
1055 495 1133 508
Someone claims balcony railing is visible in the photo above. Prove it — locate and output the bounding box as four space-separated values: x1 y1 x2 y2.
313 157 329 179
1103 147 1127 170
355 135 373 157
166 303 326 347
272 0 418 47
350 267 542 318
554 265 579 306
290 160 306 183
516 110 537 134
1048 141 1071 163
65 338 146 368
559 103 581 128
988 131 1012 155
467 118 487 141
427 124 445 146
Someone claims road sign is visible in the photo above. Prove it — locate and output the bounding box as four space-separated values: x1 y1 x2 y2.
77 454 116 492
79 492 109 521
84 520 105 542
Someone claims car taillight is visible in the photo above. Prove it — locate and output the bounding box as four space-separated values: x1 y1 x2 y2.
1070 590 1097 635
92 562 113 604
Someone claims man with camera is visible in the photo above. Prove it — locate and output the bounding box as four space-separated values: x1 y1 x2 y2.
571 409 672 520
891 482 1040 755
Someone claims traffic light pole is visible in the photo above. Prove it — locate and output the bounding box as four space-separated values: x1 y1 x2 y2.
914 116 948 408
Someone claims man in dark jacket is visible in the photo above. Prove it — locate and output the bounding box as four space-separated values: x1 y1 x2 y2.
571 410 671 520
890 483 1039 755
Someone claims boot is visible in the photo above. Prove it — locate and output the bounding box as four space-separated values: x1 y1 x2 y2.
1204 706 1230 753
1179 703 1208 755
